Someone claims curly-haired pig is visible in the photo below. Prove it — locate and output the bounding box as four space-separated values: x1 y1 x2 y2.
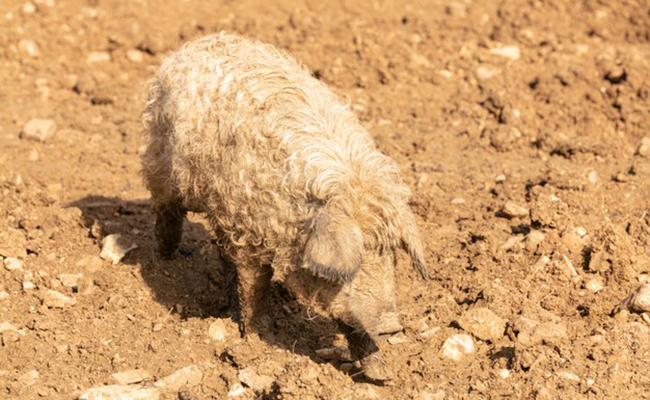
140 31 428 380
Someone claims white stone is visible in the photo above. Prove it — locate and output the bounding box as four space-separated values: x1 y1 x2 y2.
0 322 18 333
457 307 506 341
110 369 151 385
43 289 76 308
22 281 35 290
238 368 274 391
526 231 546 250
476 66 500 80
387 332 409 345
556 370 580 382
208 319 227 342
126 49 144 63
490 45 521 60
637 137 650 157
78 385 160 400
86 51 111 63
0 291 9 301
584 278 603 293
623 284 650 313
440 334 475 361
4 257 24 271
154 365 202 391
227 382 247 397
498 369 510 379
588 171 598 185
100 234 137 264
495 174 506 183
451 197 465 205
59 273 83 288
18 39 40 57
18 370 39 386
21 118 56 142
575 227 587 237
22 2 37 14
502 201 528 218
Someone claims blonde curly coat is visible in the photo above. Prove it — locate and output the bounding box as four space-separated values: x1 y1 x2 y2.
141 32 427 346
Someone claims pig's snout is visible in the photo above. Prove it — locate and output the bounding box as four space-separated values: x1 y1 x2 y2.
374 312 403 335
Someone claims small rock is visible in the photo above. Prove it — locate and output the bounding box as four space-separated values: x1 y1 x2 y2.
77 385 160 400
100 234 137 264
517 322 568 347
126 49 144 63
451 197 465 205
587 171 598 185
339 363 353 373
227 382 247 397
420 326 440 338
43 289 76 308
440 334 475 361
315 345 351 361
22 281 35 290
28 149 40 161
526 231 545 251
531 256 550 272
154 365 202 391
4 257 24 271
476 65 500 81
502 201 528 218
110 369 151 385
22 2 37 14
0 291 9 301
18 39 40 57
420 390 446 400
208 319 227 342
495 174 506 183
497 369 510 379
86 51 111 63
18 370 39 386
584 278 603 293
575 227 587 237
620 284 650 313
556 370 580 382
457 307 506 341
490 45 521 60
354 384 381 399
0 322 18 333
237 368 274 391
387 332 409 345
21 118 56 142
637 137 650 157
59 273 83 288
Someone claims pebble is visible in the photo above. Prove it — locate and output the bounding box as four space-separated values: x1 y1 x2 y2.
420 326 441 338
387 332 409 345
497 369 510 379
315 345 351 361
489 45 521 60
621 284 650 313
0 291 9 301
237 368 274 391
18 39 40 57
22 281 35 290
22 2 37 14
495 174 506 183
451 197 465 205
21 118 56 142
126 49 144 63
77 385 160 400
86 51 111 63
587 171 598 185
556 370 580 382
440 334 475 361
207 319 227 342
227 382 247 397
637 137 650 157
154 365 202 391
59 273 83 288
476 65 500 81
110 369 151 385
526 231 545 251
0 322 19 333
517 322 568 347
43 289 77 308
584 278 603 293
457 307 506 341
502 201 528 218
100 234 137 264
4 257 24 271
18 370 39 386
531 256 550 272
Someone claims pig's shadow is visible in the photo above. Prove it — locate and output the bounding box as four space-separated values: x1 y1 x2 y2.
68 195 365 379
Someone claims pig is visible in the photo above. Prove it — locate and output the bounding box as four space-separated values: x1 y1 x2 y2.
140 31 428 380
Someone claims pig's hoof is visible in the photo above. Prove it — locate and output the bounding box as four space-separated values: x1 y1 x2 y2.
361 353 390 381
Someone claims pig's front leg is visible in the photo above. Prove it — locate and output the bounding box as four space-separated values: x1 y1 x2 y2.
230 260 273 336
337 322 391 381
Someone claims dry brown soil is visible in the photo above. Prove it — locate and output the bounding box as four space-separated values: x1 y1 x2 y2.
1 0 650 399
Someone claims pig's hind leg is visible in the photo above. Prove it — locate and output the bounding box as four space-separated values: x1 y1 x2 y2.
152 196 187 259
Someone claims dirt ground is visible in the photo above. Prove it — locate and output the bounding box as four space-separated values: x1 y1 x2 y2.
1 0 650 399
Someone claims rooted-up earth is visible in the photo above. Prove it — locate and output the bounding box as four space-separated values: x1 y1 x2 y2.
1 0 650 399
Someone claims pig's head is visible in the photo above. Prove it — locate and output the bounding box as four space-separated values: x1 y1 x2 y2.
303 206 427 337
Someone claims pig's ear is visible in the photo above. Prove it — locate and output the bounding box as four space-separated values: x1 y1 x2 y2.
304 211 363 282
399 205 430 280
